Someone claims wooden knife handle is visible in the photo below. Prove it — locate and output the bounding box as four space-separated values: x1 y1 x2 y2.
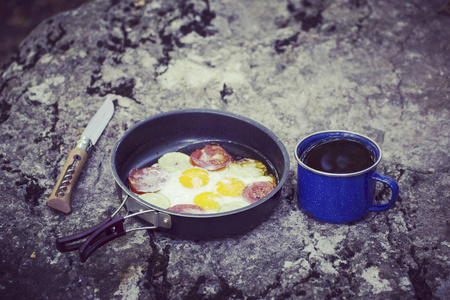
46 147 88 214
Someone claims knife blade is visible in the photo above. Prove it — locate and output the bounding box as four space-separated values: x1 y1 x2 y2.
46 98 115 214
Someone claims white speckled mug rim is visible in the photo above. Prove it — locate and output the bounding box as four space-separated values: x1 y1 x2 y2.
295 130 382 178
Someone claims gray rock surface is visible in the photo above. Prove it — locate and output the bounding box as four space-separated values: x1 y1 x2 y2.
1 0 449 299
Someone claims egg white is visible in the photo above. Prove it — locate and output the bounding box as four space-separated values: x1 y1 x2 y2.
147 163 275 213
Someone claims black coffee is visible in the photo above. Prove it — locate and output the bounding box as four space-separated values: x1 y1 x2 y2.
301 138 376 173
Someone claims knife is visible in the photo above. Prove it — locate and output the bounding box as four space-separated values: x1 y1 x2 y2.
46 98 115 214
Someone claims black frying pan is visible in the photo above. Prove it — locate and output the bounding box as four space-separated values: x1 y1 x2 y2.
56 109 290 262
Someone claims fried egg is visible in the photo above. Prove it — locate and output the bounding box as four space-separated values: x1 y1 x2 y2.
129 145 276 214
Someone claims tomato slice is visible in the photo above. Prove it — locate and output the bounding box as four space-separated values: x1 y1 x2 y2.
190 143 234 171
242 181 275 203
128 166 169 194
167 204 205 214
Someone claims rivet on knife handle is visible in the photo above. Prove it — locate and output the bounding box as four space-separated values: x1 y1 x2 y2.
46 136 91 214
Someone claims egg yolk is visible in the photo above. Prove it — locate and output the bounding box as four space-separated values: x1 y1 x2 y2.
194 192 221 210
179 168 209 188
216 178 245 197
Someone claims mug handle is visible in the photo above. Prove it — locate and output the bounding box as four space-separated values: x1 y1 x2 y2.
369 173 399 211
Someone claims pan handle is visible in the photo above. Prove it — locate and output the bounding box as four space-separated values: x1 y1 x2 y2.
56 193 129 253
77 208 172 262
56 217 113 252
79 216 126 263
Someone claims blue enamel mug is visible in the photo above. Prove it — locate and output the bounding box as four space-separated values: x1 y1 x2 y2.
295 131 399 223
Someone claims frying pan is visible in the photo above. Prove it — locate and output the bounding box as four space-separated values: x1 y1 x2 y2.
56 109 290 262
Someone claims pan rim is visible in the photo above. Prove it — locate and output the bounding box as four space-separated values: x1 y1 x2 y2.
110 108 290 218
